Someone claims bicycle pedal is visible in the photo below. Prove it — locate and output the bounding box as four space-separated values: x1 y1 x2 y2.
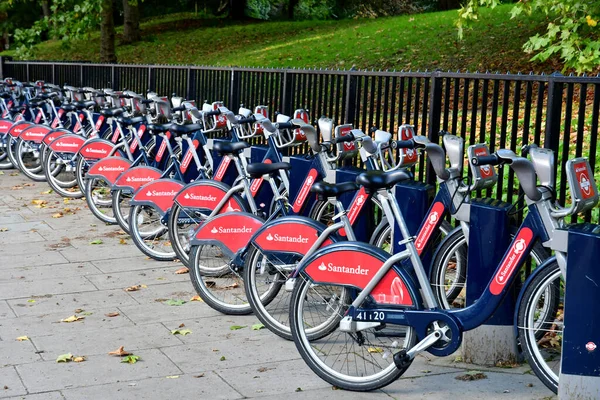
393 350 411 369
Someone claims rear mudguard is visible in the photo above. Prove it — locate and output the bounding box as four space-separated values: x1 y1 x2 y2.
174 180 246 212
293 241 422 309
112 166 162 192
190 212 264 259
78 138 118 160
130 179 185 216
7 121 33 138
48 133 86 153
18 125 51 143
249 215 337 259
0 119 14 134
87 156 133 185
42 129 71 146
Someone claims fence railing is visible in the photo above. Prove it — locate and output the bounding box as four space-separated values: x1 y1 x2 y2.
2 58 599 222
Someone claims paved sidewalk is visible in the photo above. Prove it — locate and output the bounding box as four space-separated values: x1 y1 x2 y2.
0 171 556 400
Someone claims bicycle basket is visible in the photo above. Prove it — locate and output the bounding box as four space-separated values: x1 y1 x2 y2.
565 157 599 215
397 124 418 168
334 123 358 161
213 101 228 129
253 105 269 136
234 106 254 139
467 144 498 191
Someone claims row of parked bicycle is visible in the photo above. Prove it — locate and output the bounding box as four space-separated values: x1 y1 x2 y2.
1 77 595 394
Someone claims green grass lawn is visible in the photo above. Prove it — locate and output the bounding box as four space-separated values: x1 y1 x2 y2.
6 5 566 73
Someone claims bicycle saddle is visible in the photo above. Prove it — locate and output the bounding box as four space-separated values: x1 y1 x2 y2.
213 141 250 156
246 162 291 179
168 123 201 135
60 103 77 112
99 107 125 117
117 115 145 126
74 100 96 109
310 181 358 200
147 123 171 134
356 169 412 192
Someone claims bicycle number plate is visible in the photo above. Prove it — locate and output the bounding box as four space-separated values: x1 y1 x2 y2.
354 310 386 321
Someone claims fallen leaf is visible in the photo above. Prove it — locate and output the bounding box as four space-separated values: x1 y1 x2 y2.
73 356 86 362
105 312 120 317
10 172 18 176
41 189 53 194
0 228 8 232
220 356 226 361
63 198 69 204
194 373 205 378
295 388 302 392
229 325 246 331
140 284 147 288
171 329 192 336
108 346 131 356
89 239 103 245
74 309 84 314
121 355 140 364
23 183 33 187
16 336 29 341
31 199 47 205
251 323 265 331
61 315 84 323
11 185 23 190
125 285 141 292
178 323 185 328
223 282 239 290
51 212 63 218
456 371 487 381
166 375 179 379
27 299 35 303
119 238 127 245
56 353 73 363
367 347 383 353
190 295 203 302
165 299 186 306
175 267 189 274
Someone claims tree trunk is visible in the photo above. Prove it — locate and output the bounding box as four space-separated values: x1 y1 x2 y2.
438 0 461 11
100 0 117 63
288 0 298 19
41 0 51 18
229 0 246 20
122 0 141 44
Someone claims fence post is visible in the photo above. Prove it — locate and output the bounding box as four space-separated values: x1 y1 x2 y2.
186 67 193 100
148 66 155 92
281 70 294 116
0 56 4 80
427 70 444 184
229 69 241 109
344 67 358 124
26 63 30 82
111 65 115 89
544 72 564 179
51 64 55 85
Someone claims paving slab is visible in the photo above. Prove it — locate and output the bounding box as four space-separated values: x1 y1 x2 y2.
0 366 27 398
6 289 139 317
121 281 197 305
3 392 65 400
0 339 42 366
118 301 221 325
0 302 16 320
85 266 189 290
17 349 181 393
0 276 97 301
0 263 101 283
33 323 180 360
61 372 242 400
90 256 182 274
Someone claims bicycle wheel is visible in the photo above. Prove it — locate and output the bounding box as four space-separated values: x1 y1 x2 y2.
112 189 133 234
430 227 549 310
128 204 175 261
43 149 82 198
15 138 46 181
289 273 417 391
167 203 209 267
243 243 297 339
517 260 562 394
85 177 116 224
189 242 252 315
6 136 20 172
0 136 14 169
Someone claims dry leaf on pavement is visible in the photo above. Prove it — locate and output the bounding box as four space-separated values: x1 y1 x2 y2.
108 346 131 356
61 315 85 323
175 267 189 274
105 312 120 317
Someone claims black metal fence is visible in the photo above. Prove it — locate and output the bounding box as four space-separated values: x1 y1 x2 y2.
2 58 599 222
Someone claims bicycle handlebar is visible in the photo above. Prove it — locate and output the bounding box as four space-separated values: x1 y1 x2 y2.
237 115 256 125
471 154 501 166
334 132 355 144
391 139 415 150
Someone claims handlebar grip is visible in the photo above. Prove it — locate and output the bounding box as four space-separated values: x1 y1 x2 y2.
205 110 221 116
334 133 355 144
172 106 186 112
472 154 500 166
391 140 415 150
276 122 294 130
141 99 153 104
237 116 256 125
